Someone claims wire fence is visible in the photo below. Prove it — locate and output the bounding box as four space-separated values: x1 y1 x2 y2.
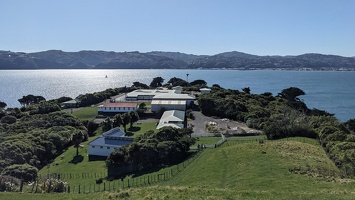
22 149 203 194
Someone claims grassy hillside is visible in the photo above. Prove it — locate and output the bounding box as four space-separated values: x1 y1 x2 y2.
3 138 355 199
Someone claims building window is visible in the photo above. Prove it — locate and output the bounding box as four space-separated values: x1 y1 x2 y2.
92 146 95 148
100 146 103 149
107 147 110 149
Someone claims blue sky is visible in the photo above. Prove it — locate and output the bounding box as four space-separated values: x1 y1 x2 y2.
1 0 354 56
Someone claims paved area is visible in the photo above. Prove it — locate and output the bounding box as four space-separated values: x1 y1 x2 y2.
189 111 260 137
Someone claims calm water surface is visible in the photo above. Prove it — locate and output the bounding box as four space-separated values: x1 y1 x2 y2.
0 69 354 122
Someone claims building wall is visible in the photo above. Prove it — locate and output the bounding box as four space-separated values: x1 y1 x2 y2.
151 104 186 112
88 145 117 157
98 107 137 113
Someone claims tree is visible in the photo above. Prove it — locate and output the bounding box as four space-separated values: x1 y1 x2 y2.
0 101 7 110
190 79 207 86
122 112 131 133
112 114 123 128
18 95 46 107
72 131 83 156
129 111 140 128
242 87 251 94
167 77 189 87
278 87 305 101
87 121 99 136
132 82 149 89
149 77 164 88
102 117 112 132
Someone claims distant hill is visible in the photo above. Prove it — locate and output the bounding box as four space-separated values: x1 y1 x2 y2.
1 50 355 70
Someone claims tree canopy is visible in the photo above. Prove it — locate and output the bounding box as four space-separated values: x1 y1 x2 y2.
149 77 164 88
106 127 195 170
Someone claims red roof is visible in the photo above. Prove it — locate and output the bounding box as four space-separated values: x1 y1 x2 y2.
102 102 137 108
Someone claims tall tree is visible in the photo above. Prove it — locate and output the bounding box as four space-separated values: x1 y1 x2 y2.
102 117 112 132
149 77 164 88
112 114 123 128
72 131 83 156
122 112 131 133
129 111 140 128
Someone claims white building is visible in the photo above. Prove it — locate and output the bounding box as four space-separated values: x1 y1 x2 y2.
156 110 186 129
200 88 211 94
88 127 134 158
152 93 195 105
125 89 177 101
151 100 186 113
98 102 137 114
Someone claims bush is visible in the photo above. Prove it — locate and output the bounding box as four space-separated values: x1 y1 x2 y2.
0 115 17 124
1 164 38 182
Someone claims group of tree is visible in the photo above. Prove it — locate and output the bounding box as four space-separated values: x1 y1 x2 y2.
198 86 355 177
106 127 195 171
0 95 88 182
77 87 134 107
101 111 140 133
0 111 87 181
18 95 46 107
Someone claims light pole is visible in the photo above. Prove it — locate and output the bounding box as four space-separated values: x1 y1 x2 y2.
186 73 190 82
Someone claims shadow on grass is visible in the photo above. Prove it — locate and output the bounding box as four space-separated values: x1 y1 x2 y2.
69 155 84 164
88 155 107 162
125 126 141 136
128 126 141 132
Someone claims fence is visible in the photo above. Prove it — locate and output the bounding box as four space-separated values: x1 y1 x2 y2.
38 172 107 181
222 136 320 147
27 150 203 194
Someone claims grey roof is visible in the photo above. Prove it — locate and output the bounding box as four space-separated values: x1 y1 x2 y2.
153 93 195 100
126 89 177 98
88 127 134 147
157 110 185 129
160 110 185 122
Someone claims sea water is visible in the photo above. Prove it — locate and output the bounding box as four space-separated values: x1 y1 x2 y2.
0 69 354 122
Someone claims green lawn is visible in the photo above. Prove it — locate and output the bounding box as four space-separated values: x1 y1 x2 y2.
10 138 355 199
125 122 157 138
71 106 98 121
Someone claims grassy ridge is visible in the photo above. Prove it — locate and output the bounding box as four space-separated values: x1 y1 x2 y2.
6 138 355 199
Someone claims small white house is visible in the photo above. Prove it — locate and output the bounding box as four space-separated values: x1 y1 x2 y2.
156 110 185 129
172 86 183 94
98 102 137 114
200 88 211 94
60 99 79 108
88 127 134 158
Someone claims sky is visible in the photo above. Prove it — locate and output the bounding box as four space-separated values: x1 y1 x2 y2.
1 0 354 57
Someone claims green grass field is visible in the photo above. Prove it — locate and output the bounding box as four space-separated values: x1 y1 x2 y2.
71 106 98 121
4 137 355 199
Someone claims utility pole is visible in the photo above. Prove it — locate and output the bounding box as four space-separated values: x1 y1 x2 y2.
186 73 190 82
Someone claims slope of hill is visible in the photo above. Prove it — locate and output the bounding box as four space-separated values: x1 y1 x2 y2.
1 50 355 70
2 138 354 199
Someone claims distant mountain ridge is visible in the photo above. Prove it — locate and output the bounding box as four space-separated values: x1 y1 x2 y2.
1 50 355 70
